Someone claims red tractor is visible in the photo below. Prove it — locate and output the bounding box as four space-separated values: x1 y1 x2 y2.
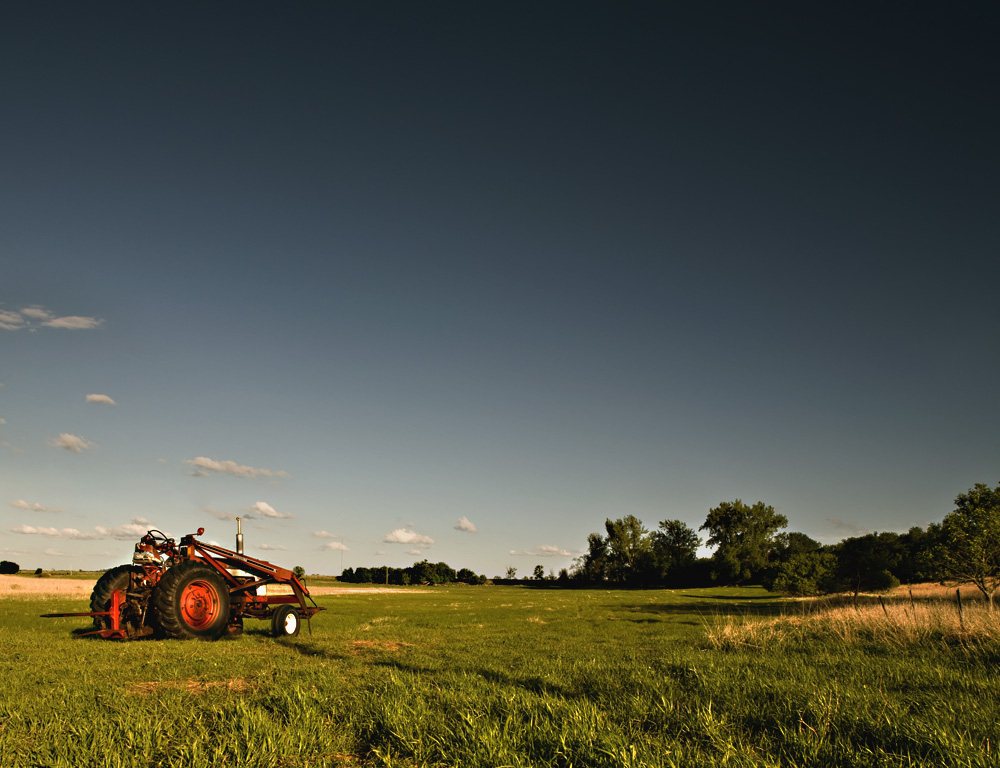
44 520 323 640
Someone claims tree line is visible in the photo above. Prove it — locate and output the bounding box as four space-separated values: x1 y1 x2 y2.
340 560 488 586
571 482 1000 608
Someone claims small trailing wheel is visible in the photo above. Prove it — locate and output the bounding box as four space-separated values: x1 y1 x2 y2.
89 565 141 630
153 561 231 640
271 605 300 637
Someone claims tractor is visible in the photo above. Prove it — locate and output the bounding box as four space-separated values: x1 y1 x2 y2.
43 519 323 640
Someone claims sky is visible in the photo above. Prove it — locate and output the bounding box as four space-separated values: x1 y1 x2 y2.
1 2 997 577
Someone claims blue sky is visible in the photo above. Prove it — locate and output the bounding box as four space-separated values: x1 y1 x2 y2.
2 2 997 576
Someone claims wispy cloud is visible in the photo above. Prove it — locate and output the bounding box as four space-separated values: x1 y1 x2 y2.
321 541 350 551
455 516 477 533
258 543 287 551
95 517 154 540
85 394 116 405
11 525 101 540
510 544 574 557
383 528 434 547
826 517 871 537
250 501 293 519
312 530 338 538
10 499 64 513
185 456 288 479
50 433 95 452
0 305 104 331
406 549 422 556
12 516 156 541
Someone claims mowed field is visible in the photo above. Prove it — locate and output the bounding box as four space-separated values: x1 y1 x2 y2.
1 582 998 767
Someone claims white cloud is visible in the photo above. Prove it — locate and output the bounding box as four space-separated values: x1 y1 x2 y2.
10 499 64 513
455 516 477 533
374 550 389 556
0 418 6 425
185 456 288 479
43 315 104 330
406 549 422 556
206 508 234 520
322 541 349 551
11 525 100 540
250 501 293 519
86 394 116 405
383 528 434 547
1 306 104 331
43 548 69 557
50 433 95 452
312 530 338 538
510 545 573 557
20 306 53 320
258 543 287 551
95 517 154 540
0 310 26 330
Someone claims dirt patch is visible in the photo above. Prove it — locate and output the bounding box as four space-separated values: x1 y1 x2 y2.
350 640 412 653
127 678 250 695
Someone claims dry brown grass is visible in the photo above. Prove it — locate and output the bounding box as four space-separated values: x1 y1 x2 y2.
706 583 1000 651
350 640 412 654
0 574 92 599
126 678 251 695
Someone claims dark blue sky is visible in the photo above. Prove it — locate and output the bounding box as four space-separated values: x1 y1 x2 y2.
2 2 997 574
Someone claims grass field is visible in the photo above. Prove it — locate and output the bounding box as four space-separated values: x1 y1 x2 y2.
1 584 998 767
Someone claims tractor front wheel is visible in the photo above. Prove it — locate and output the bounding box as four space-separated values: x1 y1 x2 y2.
153 561 231 640
271 605 301 637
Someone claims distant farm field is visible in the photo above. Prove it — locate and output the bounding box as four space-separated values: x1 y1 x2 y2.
1 584 998 767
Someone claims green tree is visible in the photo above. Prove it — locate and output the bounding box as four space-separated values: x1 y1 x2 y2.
831 533 901 596
700 500 787 584
0 561 18 575
649 520 701 581
575 532 609 582
292 565 306 579
532 564 545 580
770 551 837 596
604 515 650 584
938 482 1000 610
504 566 517 580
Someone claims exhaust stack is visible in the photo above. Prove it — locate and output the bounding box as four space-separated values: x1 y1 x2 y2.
236 517 244 554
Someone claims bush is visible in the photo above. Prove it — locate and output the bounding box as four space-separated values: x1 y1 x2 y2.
0 561 19 575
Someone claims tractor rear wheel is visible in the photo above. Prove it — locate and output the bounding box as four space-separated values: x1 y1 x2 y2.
153 561 231 640
89 565 141 629
271 605 301 637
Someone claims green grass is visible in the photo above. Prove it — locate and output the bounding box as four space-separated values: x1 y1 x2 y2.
1 586 997 767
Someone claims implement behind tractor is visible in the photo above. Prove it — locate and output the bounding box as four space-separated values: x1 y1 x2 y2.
43 519 323 640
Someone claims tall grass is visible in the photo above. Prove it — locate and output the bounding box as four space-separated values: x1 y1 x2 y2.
707 583 1000 651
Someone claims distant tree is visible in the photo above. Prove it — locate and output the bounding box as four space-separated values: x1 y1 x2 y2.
830 533 900 596
604 515 650 584
650 520 701 581
340 567 355 583
532 564 545 580
292 565 306 579
700 500 787 584
34 567 43 576
456 568 485 585
505 566 517 580
0 561 19 575
937 482 1000 610
557 568 569 583
575 533 609 582
769 551 837 596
